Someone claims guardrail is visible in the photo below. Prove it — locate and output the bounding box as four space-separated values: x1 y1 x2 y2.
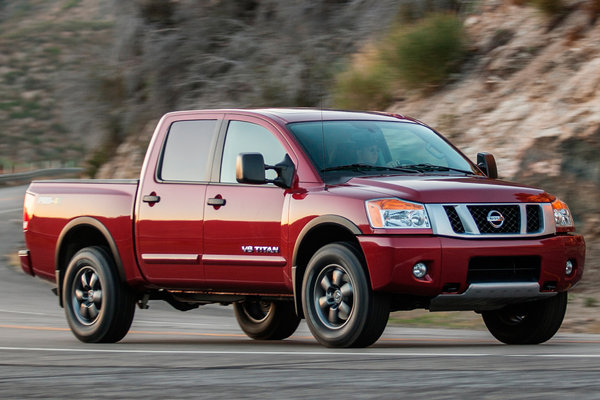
0 168 84 185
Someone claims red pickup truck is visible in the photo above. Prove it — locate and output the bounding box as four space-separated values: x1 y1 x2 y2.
20 109 585 347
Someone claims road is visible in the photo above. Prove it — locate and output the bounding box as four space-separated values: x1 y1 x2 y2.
1 185 600 399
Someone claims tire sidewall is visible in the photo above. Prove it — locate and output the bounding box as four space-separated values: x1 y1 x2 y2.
233 300 300 340
62 247 117 342
482 292 568 344
302 243 370 347
234 301 278 338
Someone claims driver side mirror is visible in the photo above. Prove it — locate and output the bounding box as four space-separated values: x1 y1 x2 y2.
236 153 295 188
477 152 498 179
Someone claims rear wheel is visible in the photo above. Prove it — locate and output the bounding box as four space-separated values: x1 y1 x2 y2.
234 300 300 340
302 242 389 348
62 246 136 343
482 292 568 344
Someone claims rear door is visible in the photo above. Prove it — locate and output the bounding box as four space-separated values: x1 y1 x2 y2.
203 115 295 292
135 114 221 286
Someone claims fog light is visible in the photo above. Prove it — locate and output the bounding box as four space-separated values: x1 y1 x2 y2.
565 260 574 276
412 262 428 279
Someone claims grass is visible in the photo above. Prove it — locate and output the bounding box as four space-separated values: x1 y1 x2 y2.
4 20 113 41
389 309 485 330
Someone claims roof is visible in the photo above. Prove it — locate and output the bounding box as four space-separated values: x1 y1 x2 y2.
163 108 411 125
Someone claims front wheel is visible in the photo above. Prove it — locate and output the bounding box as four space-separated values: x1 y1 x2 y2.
233 300 300 340
62 246 136 343
302 242 389 348
482 291 568 345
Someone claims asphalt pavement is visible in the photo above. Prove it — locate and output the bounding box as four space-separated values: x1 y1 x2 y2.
1 185 600 399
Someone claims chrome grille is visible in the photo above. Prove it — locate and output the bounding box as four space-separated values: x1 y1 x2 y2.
429 203 551 238
467 205 520 234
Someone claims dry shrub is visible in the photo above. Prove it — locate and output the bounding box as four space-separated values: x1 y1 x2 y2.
332 13 468 109
383 13 467 89
333 63 395 110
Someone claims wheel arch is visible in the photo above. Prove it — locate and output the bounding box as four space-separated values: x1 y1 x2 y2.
55 217 126 307
291 215 365 318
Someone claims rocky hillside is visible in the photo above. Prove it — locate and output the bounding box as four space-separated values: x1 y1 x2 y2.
0 0 116 171
389 1 600 287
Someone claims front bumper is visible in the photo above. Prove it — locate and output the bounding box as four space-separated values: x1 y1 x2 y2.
359 233 585 301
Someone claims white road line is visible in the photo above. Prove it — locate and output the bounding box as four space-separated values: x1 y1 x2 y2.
0 346 599 358
0 208 22 215
0 310 209 327
134 320 210 327
0 309 55 316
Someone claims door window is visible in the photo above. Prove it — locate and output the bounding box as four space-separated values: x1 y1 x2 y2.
220 120 287 183
159 120 218 182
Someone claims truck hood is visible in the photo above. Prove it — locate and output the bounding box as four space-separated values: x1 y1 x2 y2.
346 175 550 204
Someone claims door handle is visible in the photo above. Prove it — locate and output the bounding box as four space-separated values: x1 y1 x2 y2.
207 197 226 207
143 194 161 204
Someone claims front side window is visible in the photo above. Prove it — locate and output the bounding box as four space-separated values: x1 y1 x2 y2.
159 120 218 182
220 121 287 183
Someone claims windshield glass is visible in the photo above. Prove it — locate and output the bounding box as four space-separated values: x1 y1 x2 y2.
287 120 478 181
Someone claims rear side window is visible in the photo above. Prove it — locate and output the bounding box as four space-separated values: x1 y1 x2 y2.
220 121 287 183
159 120 218 182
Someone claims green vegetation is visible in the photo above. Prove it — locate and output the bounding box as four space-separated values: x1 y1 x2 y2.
529 0 565 15
584 297 598 308
385 13 467 88
62 0 82 10
333 62 395 110
333 13 468 110
389 310 485 330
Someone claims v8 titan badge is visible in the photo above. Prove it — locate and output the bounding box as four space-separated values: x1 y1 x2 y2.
241 245 280 254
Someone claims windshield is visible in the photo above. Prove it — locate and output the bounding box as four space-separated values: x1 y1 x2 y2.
287 120 479 181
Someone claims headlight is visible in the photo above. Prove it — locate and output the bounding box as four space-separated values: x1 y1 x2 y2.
552 198 575 232
366 198 431 229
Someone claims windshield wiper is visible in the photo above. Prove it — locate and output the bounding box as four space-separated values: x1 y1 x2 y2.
399 163 475 175
321 164 419 174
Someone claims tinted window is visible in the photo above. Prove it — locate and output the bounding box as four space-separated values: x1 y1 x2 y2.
159 120 218 182
221 121 287 183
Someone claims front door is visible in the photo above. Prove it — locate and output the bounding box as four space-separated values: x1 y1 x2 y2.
203 116 294 292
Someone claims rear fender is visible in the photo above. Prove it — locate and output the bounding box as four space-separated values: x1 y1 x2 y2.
54 217 125 307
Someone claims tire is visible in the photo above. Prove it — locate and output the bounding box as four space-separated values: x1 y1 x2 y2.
62 246 136 343
301 242 390 348
233 300 300 340
482 291 568 345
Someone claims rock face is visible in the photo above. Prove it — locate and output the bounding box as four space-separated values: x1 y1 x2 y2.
389 2 600 285
96 121 156 180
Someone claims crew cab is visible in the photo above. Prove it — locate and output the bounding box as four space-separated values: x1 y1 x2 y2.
20 109 585 347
